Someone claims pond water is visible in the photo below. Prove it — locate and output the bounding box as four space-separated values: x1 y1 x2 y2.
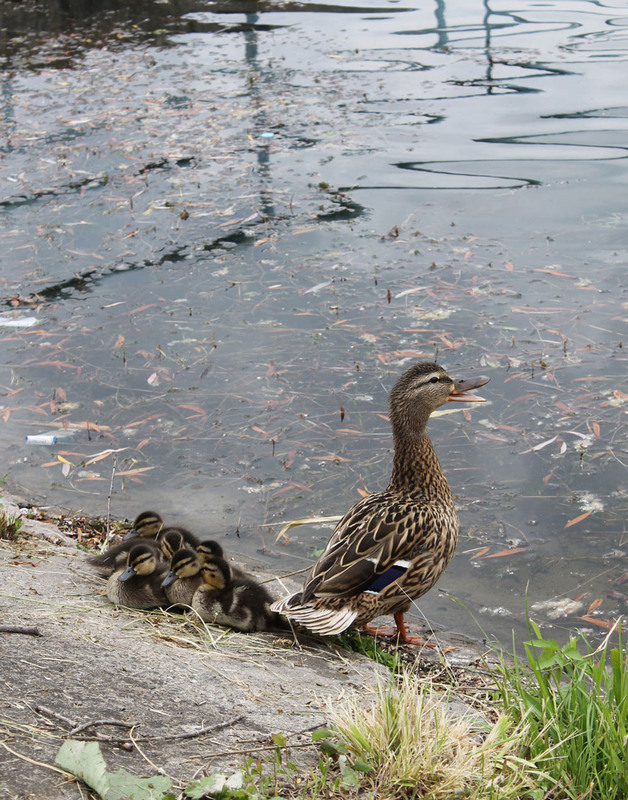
1 0 626 648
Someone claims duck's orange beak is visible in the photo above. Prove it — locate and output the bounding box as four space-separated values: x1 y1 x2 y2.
448 375 490 403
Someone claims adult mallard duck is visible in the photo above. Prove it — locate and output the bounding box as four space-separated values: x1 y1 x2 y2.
270 362 489 644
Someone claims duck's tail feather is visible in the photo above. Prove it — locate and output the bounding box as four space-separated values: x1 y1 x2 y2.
270 594 358 636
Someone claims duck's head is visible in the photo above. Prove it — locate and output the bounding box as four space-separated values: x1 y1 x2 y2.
161 548 201 587
199 556 231 591
195 539 225 564
123 510 164 541
389 362 489 436
119 544 159 581
159 528 187 561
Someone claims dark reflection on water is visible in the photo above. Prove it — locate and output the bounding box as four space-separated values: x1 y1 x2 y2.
0 0 626 649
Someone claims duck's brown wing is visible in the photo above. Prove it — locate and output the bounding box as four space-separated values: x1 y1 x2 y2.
300 492 433 603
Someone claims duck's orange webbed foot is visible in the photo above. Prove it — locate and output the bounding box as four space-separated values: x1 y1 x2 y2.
361 612 438 648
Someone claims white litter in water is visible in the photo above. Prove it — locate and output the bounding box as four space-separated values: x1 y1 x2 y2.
0 316 39 328
25 434 57 445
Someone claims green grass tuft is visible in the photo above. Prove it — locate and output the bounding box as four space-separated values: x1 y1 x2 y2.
491 619 628 800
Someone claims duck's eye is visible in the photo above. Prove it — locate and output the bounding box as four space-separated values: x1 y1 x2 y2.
430 376 439 384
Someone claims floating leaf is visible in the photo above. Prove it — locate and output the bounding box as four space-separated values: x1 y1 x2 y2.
178 404 206 417
577 615 616 630
520 435 558 454
482 547 528 559
129 304 158 316
304 279 332 294
115 467 157 477
587 597 603 615
565 510 592 529
83 448 129 466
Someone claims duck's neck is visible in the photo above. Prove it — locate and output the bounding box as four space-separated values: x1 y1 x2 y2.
388 431 453 503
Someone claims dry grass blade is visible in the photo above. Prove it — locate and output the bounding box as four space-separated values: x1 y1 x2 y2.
273 515 342 543
326 669 540 799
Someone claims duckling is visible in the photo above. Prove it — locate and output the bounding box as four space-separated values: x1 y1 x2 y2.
123 510 164 540
159 528 188 561
90 522 199 576
89 510 166 575
159 524 201 552
106 543 168 609
124 513 201 551
191 557 277 632
271 362 489 644
195 539 225 562
161 547 203 607
88 535 157 576
195 539 249 579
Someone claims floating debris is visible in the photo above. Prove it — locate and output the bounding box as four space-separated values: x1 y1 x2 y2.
577 492 605 513
0 316 39 328
25 434 58 445
530 597 585 620
478 606 512 616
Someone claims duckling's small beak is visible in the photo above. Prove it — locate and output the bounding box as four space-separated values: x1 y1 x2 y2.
123 529 139 541
119 565 136 581
161 570 177 587
448 375 490 403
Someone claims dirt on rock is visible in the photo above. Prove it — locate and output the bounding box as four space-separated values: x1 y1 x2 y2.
0 498 390 799
0 493 491 800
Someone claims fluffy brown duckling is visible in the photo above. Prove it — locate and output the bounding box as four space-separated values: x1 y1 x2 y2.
123 510 164 540
89 511 165 575
159 528 191 561
106 543 168 609
191 557 277 632
161 547 204 607
89 520 199 576
195 539 249 579
125 511 201 551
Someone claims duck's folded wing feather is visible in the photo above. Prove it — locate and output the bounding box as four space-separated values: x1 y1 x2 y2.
301 493 431 602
